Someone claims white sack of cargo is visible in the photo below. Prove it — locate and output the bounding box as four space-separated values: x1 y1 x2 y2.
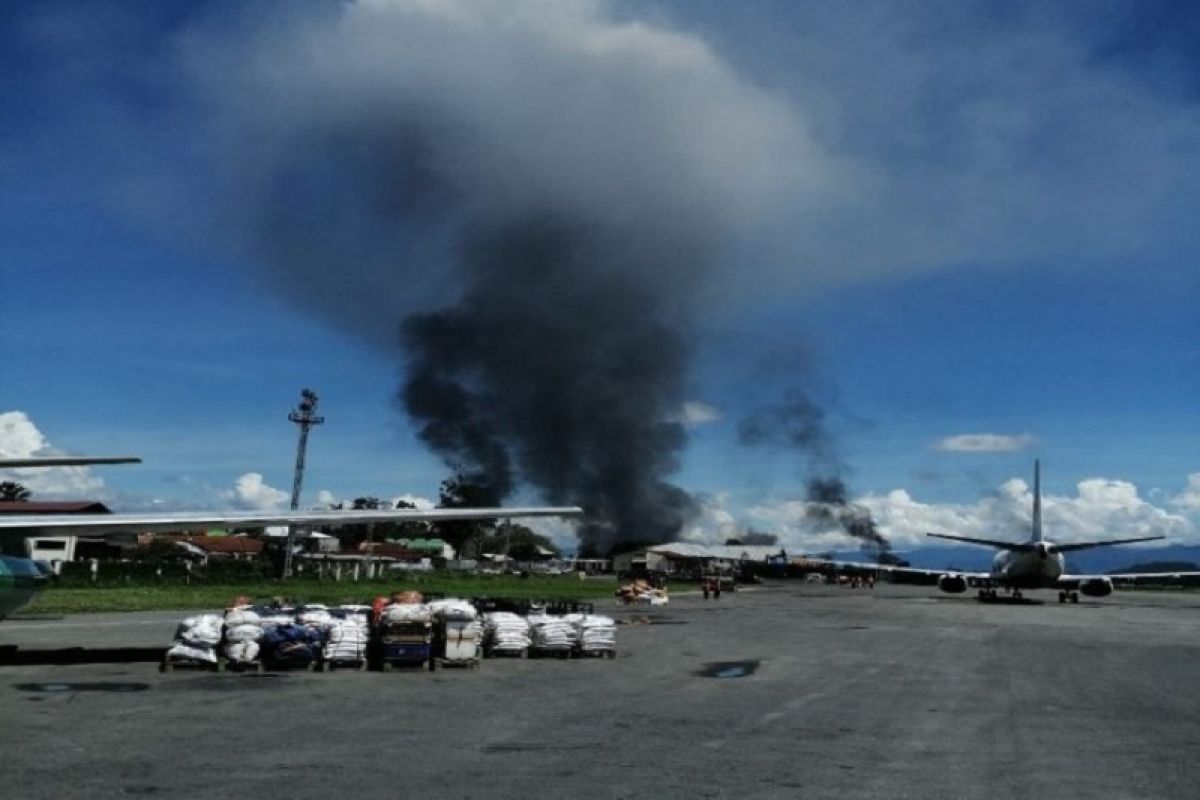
224 623 264 644
323 619 368 662
574 615 616 652
224 608 261 627
529 616 576 650
428 599 478 621
224 639 260 663
176 614 223 647
297 606 333 629
258 612 296 627
166 642 218 664
483 612 531 653
334 605 372 627
383 603 432 624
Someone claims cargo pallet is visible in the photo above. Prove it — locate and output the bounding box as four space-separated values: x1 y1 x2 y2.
320 658 368 672
160 656 222 673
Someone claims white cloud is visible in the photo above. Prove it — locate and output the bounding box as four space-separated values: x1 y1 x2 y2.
1170 473 1200 511
221 472 289 511
0 411 108 500
934 433 1037 453
315 489 338 508
391 493 435 511
671 401 723 426
725 472 1196 553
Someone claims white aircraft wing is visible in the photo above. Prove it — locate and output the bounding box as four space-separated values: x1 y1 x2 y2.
1057 570 1200 588
0 506 583 535
803 558 989 580
0 456 142 468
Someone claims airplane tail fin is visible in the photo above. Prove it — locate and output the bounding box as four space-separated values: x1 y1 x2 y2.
1031 459 1043 543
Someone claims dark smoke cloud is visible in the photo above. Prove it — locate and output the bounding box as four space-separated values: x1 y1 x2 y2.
804 476 892 559
739 391 892 557
175 0 812 550
737 391 833 465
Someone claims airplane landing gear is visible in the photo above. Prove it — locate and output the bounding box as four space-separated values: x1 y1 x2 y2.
1058 591 1080 604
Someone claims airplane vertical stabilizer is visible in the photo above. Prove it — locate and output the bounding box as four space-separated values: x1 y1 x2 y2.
1031 459 1043 543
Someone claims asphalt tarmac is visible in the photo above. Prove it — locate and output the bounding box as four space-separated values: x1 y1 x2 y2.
2 583 1199 800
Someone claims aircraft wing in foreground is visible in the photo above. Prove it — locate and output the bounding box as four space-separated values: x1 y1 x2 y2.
0 506 584 536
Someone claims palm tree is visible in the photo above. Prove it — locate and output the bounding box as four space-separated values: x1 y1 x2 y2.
0 481 31 501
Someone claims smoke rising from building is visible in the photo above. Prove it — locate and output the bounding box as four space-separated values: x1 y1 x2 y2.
180 0 816 550
739 393 892 557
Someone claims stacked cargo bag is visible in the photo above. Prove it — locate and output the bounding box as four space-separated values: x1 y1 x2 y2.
222 607 264 665
335 604 372 628
528 614 576 657
483 612 530 657
430 599 481 666
323 618 368 667
261 624 324 668
165 614 223 665
573 614 617 657
382 602 432 624
297 604 333 631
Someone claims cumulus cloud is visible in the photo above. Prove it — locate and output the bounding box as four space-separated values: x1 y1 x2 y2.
391 493 435 511
221 472 289 511
717 472 1198 552
0 411 107 499
1170 473 1200 511
934 433 1038 453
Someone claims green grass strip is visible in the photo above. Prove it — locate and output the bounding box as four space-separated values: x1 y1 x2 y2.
26 574 622 615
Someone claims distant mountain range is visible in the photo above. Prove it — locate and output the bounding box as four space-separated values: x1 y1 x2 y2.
824 545 1200 575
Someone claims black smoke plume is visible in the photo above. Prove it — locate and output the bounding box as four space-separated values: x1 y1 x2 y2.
739 392 893 559
178 2 806 551
804 476 894 561
401 220 699 550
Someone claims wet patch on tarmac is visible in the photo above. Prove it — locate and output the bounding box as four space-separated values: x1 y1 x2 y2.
16 681 150 693
696 660 760 679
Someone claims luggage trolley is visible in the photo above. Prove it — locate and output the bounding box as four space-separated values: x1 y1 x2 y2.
435 619 482 669
373 620 435 671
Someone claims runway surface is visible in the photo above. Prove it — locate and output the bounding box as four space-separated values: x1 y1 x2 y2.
3 583 1199 799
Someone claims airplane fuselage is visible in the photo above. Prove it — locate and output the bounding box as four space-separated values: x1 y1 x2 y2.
991 542 1065 589
0 555 50 621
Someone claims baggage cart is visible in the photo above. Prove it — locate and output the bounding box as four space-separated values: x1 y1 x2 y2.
436 620 481 669
373 620 435 671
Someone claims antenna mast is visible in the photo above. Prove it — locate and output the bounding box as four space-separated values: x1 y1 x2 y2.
283 388 325 578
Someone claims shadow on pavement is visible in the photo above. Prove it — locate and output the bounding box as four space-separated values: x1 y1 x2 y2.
0 645 163 666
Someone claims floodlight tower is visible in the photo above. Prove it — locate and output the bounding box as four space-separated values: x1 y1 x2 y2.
283 388 324 578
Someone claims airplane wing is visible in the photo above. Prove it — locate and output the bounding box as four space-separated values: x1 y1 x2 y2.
1057 570 1200 588
926 532 1031 551
0 506 583 535
1049 536 1165 554
0 456 142 468
801 558 989 581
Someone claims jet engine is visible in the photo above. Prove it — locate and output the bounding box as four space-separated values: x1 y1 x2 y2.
1079 578 1113 597
937 574 968 594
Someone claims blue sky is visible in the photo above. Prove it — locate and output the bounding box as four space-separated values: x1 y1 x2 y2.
2 0 1197 551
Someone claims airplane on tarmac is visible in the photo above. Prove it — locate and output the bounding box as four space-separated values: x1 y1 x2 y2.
814 460 1198 603
0 455 583 621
